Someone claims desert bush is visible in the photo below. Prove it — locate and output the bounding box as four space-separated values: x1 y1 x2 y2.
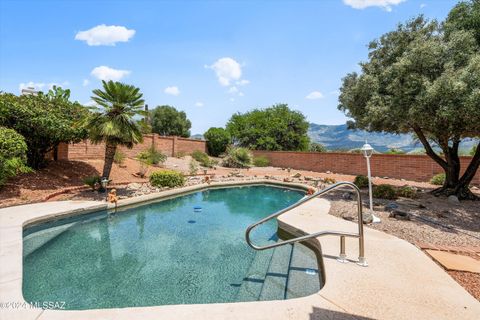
175 151 187 158
253 156 270 167
113 150 126 165
137 147 167 165
309 142 327 153
353 175 369 188
323 177 336 184
396 185 417 198
0 127 31 187
430 173 445 185
83 175 101 191
191 150 212 167
204 127 231 156
189 159 199 175
149 170 185 188
222 147 253 168
373 184 397 200
384 148 406 155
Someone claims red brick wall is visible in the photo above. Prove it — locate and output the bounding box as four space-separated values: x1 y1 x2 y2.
59 134 206 160
252 151 480 185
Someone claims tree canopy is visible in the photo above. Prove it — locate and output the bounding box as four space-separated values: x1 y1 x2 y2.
338 3 480 199
226 104 310 151
151 105 191 137
0 91 88 168
204 127 231 156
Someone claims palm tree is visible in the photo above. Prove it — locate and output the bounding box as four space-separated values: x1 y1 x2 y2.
86 80 145 180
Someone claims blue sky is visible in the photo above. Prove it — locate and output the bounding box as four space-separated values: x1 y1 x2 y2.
0 0 458 134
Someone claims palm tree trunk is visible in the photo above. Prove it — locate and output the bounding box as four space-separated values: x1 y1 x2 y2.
102 143 116 179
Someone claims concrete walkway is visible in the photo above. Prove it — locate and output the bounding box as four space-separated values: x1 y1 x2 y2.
1 180 479 320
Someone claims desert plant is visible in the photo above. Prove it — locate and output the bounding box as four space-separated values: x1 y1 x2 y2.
353 175 369 188
137 147 167 165
373 184 397 200
191 150 212 167
222 147 253 168
86 80 145 180
430 173 446 186
175 151 187 158
83 175 101 191
309 142 327 153
189 159 199 175
113 150 126 165
323 177 336 184
149 170 185 188
0 127 31 187
397 185 417 198
204 127 231 156
253 156 270 167
385 148 406 155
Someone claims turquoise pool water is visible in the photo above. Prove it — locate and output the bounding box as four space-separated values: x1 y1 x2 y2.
23 185 322 309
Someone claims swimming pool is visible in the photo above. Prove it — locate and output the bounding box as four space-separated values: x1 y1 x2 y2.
23 185 322 310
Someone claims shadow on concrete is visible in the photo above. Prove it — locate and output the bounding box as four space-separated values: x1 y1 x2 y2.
310 307 375 320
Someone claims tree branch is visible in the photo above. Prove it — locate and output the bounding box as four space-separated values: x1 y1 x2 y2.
459 140 480 186
412 126 448 169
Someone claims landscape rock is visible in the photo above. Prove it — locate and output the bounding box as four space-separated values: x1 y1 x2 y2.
389 209 411 221
384 202 399 211
292 172 302 178
447 195 460 205
341 192 353 200
362 212 373 224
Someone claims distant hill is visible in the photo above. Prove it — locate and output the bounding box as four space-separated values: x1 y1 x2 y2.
190 134 204 140
308 123 478 153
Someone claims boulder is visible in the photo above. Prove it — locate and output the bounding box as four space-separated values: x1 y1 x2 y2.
384 202 399 211
389 209 410 220
447 195 460 205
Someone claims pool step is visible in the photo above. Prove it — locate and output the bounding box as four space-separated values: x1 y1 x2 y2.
258 244 293 301
235 249 274 301
285 243 321 299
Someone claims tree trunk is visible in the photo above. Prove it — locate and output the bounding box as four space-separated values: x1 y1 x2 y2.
102 143 117 180
413 127 478 200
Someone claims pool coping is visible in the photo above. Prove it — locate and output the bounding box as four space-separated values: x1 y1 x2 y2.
1 179 480 320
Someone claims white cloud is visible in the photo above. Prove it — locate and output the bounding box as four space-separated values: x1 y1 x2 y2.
206 57 242 86
19 81 69 92
83 100 97 107
420 3 427 8
19 82 45 92
75 24 135 46
229 98 235 102
195 101 204 107
238 92 244 97
330 90 340 95
343 0 405 11
236 79 250 86
228 86 239 94
306 91 324 100
164 86 180 96
91 66 130 81
82 79 90 86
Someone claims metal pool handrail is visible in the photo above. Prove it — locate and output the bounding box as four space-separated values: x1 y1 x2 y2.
245 182 368 267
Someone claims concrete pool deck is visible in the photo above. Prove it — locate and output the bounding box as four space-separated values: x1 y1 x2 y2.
1 180 479 320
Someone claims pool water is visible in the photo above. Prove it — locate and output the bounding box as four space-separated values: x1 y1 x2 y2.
23 185 322 310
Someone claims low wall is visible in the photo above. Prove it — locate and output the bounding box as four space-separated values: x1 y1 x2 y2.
252 151 480 184
59 134 207 160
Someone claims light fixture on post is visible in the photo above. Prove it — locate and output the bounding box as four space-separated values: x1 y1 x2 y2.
101 177 109 202
361 142 381 224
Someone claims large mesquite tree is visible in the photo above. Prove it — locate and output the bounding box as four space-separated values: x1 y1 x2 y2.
338 4 480 200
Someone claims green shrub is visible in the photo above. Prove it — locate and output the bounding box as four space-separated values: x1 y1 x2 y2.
0 127 31 187
113 150 126 165
430 173 445 185
191 150 212 167
175 151 187 158
353 175 369 188
150 170 185 188
309 142 327 153
384 148 406 155
470 145 477 156
83 175 101 191
373 184 397 200
222 147 253 168
204 127 231 156
396 185 417 198
189 159 199 175
253 156 270 167
137 147 167 165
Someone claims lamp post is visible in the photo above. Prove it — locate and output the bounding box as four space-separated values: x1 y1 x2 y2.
361 142 381 224
101 177 109 202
